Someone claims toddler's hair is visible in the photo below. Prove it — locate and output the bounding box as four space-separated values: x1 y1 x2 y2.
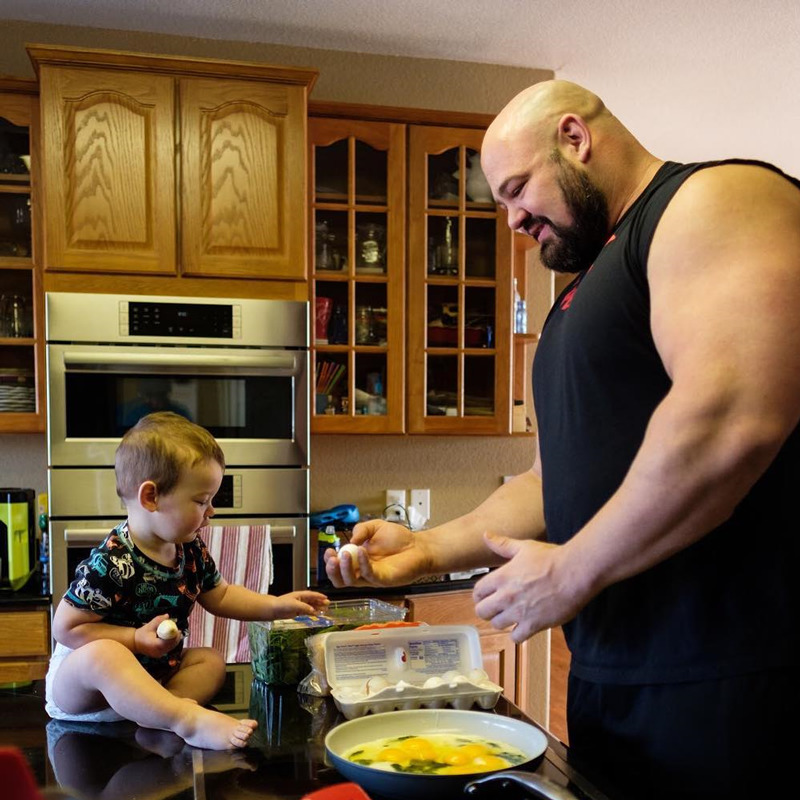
115 411 225 499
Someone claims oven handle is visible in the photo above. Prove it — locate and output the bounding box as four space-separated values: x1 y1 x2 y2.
63 528 115 543
62 352 298 370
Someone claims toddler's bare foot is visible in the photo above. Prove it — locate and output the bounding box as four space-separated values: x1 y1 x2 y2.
175 703 258 750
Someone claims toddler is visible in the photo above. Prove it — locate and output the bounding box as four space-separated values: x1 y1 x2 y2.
45 411 328 749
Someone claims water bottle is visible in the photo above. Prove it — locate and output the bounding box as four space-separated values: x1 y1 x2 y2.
316 524 338 586
514 279 527 334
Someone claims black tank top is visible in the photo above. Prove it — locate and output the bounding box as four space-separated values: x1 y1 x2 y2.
534 160 800 683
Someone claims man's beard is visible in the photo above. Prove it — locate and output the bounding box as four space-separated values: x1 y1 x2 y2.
537 153 610 274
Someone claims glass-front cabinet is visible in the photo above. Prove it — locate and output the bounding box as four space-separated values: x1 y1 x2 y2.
309 117 406 432
0 82 43 433
407 125 512 433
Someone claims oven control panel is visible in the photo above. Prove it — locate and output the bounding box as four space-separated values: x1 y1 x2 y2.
121 301 241 339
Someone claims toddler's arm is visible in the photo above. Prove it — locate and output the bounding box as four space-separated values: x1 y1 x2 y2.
52 600 178 658
198 581 328 621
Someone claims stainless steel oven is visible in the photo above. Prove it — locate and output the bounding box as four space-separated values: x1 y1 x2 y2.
46 292 308 467
45 291 311 608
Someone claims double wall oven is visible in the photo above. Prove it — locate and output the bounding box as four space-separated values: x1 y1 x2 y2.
45 292 310 608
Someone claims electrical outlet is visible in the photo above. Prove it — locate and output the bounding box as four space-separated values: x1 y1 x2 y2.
410 488 430 521
385 489 407 520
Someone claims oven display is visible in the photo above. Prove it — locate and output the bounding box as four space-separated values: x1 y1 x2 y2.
127 302 235 338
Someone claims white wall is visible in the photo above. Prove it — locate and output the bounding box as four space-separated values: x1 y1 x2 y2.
555 4 800 176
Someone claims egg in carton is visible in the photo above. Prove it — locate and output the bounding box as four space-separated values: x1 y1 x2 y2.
323 625 503 719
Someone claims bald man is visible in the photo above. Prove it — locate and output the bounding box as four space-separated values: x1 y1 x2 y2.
326 81 800 799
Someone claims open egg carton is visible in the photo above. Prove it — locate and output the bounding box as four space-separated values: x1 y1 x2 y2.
322 624 503 719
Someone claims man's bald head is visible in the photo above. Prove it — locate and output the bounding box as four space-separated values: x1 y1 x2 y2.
484 80 609 157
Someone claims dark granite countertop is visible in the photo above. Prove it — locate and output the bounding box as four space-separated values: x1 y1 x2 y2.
2 680 628 800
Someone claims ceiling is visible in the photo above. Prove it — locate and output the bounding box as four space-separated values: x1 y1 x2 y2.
2 0 795 78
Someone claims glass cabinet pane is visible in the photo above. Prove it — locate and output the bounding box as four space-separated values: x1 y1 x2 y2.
355 141 387 204
0 194 31 258
314 280 348 346
354 282 387 346
465 218 495 279
426 284 458 348
315 139 348 202
464 148 494 204
0 344 36 413
427 148 459 209
314 352 347 416
464 355 495 416
0 269 34 338
314 210 347 273
0 117 30 177
427 355 458 416
355 352 387 416
464 286 495 349
355 211 387 274
428 215 459 275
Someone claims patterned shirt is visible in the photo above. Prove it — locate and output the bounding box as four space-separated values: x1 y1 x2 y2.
63 521 221 679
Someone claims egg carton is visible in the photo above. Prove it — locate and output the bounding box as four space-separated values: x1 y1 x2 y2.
323 624 503 719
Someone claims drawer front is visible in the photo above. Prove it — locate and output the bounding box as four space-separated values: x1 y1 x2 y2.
0 610 50 657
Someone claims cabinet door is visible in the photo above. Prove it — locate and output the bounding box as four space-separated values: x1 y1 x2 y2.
407 126 513 434
0 86 44 432
38 66 176 274
181 78 308 280
309 117 406 432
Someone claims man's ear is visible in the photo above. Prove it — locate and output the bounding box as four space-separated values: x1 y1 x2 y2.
557 114 592 163
138 481 159 512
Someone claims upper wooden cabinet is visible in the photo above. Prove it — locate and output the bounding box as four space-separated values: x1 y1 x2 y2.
308 116 406 433
408 125 513 434
28 45 316 283
0 79 45 433
308 105 515 435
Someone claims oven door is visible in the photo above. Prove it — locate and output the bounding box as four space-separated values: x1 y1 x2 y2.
46 343 309 467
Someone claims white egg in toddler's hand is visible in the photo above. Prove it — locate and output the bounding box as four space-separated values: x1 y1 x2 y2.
339 543 361 559
157 619 180 640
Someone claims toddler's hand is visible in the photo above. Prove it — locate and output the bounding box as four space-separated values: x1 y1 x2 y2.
272 590 329 619
134 613 183 657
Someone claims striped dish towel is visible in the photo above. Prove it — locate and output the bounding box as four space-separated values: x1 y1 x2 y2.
185 525 273 663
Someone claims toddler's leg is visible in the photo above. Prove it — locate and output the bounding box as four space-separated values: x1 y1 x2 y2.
165 646 226 704
51 640 257 750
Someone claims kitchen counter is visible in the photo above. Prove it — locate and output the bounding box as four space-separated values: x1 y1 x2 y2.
3 680 629 800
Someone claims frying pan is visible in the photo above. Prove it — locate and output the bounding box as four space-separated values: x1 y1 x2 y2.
325 708 575 800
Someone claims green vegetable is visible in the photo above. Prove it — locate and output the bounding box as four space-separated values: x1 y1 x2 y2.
249 621 358 686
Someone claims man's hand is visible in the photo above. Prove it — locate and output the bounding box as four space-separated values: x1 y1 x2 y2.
324 519 431 587
473 533 589 643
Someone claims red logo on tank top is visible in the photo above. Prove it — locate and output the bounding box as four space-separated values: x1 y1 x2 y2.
558 235 615 311
560 286 578 310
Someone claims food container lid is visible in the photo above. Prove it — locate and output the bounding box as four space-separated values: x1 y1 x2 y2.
322 625 503 719
249 598 407 634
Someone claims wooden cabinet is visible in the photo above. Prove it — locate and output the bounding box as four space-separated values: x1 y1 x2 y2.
0 80 44 433
0 605 50 683
309 104 515 435
29 45 316 288
407 126 513 433
308 116 406 432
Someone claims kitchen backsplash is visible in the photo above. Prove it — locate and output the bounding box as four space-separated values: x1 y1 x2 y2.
1 433 535 527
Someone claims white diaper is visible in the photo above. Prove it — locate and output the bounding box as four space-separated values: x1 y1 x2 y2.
45 641 126 723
